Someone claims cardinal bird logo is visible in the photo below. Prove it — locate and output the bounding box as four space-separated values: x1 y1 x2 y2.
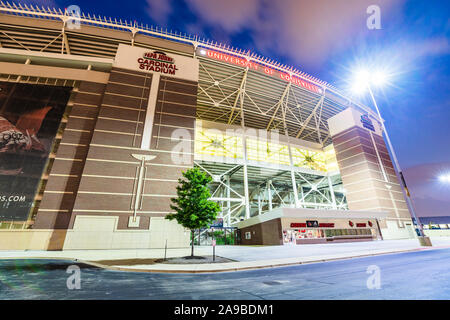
0 106 52 175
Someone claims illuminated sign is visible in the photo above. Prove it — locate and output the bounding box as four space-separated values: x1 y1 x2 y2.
356 223 367 228
291 222 335 228
201 49 323 94
306 220 319 228
210 218 223 228
318 223 335 228
290 223 307 228
204 50 259 70
115 44 199 82
360 114 375 132
0 82 70 221
137 51 178 75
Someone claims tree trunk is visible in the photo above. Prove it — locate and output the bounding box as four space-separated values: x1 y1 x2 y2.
191 229 195 257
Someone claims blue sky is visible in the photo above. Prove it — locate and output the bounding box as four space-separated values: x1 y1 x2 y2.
28 0 448 167
22 0 450 215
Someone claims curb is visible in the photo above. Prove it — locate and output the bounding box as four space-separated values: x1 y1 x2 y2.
1 244 449 274
80 246 437 274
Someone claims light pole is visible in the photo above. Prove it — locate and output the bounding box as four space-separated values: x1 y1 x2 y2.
352 69 432 246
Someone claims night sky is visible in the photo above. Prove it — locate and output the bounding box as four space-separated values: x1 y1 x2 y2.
20 0 450 216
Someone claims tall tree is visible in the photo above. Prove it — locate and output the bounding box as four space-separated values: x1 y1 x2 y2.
166 168 221 257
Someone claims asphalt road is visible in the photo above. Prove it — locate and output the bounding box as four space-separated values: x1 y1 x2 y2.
0 248 449 299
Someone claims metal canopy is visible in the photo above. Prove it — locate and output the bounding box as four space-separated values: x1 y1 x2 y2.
196 57 343 146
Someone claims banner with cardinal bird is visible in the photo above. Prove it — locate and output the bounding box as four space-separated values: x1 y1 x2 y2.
0 82 71 222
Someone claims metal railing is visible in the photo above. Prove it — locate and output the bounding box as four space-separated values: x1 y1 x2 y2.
0 1 331 86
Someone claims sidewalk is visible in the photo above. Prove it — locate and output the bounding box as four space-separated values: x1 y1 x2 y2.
1 237 450 273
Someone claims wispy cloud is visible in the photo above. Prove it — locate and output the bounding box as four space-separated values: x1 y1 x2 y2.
146 0 173 25
404 162 450 217
409 37 450 58
183 0 405 69
185 0 260 33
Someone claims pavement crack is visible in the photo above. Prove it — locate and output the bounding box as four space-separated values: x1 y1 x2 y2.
236 288 267 300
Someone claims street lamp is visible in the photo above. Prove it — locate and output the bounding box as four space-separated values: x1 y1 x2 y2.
351 69 432 246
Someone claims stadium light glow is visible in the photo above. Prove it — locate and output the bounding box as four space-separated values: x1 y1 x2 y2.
371 70 388 87
351 69 370 94
350 68 388 94
355 69 371 84
439 173 450 184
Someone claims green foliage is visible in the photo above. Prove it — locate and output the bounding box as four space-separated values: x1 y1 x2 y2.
166 168 221 231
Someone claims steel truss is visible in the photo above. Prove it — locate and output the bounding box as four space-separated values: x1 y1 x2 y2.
196 60 333 145
195 158 347 226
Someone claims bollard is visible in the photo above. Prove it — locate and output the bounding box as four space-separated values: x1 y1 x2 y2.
164 239 168 261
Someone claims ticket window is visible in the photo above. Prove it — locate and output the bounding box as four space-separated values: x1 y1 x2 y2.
297 229 310 239
284 228 376 243
283 230 306 243
283 230 297 244
284 229 331 243
305 229 324 239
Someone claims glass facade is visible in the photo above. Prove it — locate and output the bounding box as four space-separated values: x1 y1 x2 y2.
283 228 375 244
194 122 348 225
194 123 338 173
194 127 243 160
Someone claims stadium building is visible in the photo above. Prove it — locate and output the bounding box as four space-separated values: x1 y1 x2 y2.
0 3 417 250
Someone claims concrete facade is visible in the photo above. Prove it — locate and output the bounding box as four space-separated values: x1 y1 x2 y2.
0 43 198 249
328 108 416 239
0 6 418 250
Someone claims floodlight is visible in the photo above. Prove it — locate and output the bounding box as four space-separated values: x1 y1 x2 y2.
372 70 387 87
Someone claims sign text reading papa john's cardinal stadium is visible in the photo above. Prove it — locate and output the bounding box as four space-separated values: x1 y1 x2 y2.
137 51 179 75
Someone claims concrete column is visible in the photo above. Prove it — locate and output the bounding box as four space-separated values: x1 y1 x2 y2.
267 180 273 211
240 101 250 219
242 145 251 219
257 187 262 215
288 145 300 207
328 107 414 239
141 73 160 150
226 175 231 226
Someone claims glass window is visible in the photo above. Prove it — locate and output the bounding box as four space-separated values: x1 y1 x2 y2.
195 126 243 160
324 147 339 172
194 123 341 175
291 147 326 172
246 139 290 166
